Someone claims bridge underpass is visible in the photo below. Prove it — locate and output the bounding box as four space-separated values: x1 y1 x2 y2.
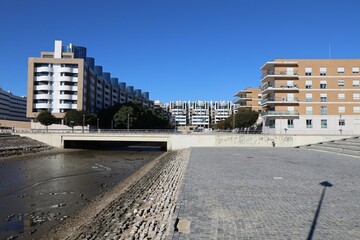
63 140 168 151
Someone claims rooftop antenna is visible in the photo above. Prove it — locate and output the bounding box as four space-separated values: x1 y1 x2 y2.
328 43 331 59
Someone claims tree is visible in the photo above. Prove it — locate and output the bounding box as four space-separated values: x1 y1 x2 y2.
113 106 134 129
64 110 84 126
36 111 56 132
235 109 259 129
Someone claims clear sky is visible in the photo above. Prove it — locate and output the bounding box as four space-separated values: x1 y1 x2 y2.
1 0 360 103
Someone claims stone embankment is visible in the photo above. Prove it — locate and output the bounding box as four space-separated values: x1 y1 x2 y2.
43 149 190 240
0 134 51 158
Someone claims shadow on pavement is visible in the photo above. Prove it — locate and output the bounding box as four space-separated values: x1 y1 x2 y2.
307 181 333 240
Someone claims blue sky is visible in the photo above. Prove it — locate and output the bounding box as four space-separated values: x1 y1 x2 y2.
1 0 360 103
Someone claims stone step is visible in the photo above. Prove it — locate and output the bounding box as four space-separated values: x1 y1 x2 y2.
302 145 360 157
320 142 360 151
301 137 360 157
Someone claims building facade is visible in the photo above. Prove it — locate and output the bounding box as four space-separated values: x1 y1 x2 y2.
260 59 360 135
27 40 152 120
233 87 262 112
168 101 236 128
0 88 27 121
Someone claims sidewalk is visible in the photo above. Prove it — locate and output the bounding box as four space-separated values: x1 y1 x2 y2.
171 147 360 240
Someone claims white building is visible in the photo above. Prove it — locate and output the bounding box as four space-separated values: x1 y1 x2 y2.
27 40 153 121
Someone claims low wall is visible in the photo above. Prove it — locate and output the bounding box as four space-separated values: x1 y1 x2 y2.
19 133 352 150
170 134 350 149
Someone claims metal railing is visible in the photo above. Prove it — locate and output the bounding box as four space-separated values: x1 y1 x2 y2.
261 71 299 79
261 111 299 116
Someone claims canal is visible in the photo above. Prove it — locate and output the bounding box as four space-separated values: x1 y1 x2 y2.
0 149 162 239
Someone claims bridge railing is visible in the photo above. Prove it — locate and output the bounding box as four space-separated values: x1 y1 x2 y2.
16 129 178 134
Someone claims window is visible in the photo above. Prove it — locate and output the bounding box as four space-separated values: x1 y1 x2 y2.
305 67 312 76
338 106 345 113
269 119 275 128
338 80 345 87
321 119 328 128
354 93 360 100
354 106 360 113
288 119 294 128
337 67 344 74
320 80 327 89
338 93 345 100
320 93 327 102
353 80 360 86
306 93 312 102
320 67 327 76
306 106 313 115
352 67 359 73
306 119 313 128
305 80 312 89
339 119 345 126
321 106 328 115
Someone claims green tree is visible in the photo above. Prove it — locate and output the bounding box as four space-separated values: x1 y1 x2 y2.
235 109 259 129
113 106 134 129
64 110 84 126
36 111 56 132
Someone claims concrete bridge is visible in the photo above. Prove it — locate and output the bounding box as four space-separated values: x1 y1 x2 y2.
18 131 351 150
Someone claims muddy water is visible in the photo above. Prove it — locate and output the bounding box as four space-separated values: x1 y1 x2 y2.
0 150 162 239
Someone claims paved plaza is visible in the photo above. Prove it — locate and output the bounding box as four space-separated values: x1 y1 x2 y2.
171 147 360 240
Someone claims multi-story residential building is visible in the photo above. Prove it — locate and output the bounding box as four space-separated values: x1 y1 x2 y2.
168 101 236 128
0 88 28 121
233 87 262 112
27 40 152 121
169 101 188 127
189 101 210 129
260 59 360 135
211 101 235 124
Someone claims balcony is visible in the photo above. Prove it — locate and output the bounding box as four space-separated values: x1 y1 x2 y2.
34 103 52 109
34 85 52 91
234 89 251 97
261 111 299 118
60 67 78 73
58 85 78 91
35 66 53 72
237 104 252 108
261 84 299 93
34 94 52 100
261 97 299 105
260 71 299 82
35 76 52 81
59 103 77 109
59 94 78 100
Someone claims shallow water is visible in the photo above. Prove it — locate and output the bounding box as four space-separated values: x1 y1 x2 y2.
0 150 162 239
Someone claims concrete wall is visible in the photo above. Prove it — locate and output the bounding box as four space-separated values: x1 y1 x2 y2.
19 132 353 150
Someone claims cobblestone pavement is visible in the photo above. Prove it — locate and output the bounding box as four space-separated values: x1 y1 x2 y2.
171 147 360 240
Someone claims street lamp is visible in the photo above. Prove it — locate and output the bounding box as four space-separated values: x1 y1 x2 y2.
339 115 343 135
127 113 130 132
82 114 85 133
70 121 74 133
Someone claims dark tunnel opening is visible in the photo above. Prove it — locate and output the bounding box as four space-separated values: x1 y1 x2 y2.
63 140 167 151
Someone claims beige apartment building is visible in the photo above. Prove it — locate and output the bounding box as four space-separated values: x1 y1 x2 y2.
27 40 152 121
260 59 360 135
234 87 262 112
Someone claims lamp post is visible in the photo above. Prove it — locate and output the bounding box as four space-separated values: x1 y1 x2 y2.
70 121 74 133
339 115 343 135
127 113 130 132
82 114 85 133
